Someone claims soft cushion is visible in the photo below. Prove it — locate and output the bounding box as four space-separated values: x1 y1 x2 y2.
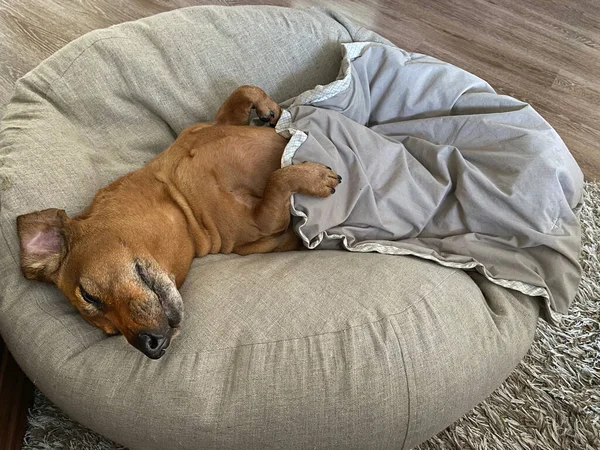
0 6 539 449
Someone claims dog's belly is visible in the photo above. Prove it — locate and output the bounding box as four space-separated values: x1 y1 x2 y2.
161 124 290 253
186 125 287 193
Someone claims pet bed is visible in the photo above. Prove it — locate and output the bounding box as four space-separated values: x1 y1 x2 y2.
0 6 582 449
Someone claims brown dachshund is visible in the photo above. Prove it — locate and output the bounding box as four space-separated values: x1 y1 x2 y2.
16 86 340 359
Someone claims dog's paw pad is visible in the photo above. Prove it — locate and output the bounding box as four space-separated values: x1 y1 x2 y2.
256 100 281 126
295 162 341 198
259 110 275 122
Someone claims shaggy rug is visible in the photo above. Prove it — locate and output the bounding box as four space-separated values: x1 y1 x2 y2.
22 183 600 450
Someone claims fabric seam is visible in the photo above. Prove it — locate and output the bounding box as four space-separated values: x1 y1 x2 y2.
45 36 131 97
0 132 37 268
389 318 412 450
99 268 461 357
350 25 366 42
0 131 80 341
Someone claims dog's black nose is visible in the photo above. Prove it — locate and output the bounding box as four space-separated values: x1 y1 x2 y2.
137 332 170 359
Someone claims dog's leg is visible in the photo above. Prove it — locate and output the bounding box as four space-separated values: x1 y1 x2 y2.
234 228 301 255
215 86 281 126
253 162 341 236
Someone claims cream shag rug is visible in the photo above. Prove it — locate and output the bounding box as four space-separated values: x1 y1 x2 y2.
22 183 600 450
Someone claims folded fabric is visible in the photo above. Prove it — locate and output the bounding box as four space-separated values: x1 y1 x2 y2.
276 42 584 321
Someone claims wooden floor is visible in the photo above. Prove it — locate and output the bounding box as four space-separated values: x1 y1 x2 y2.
0 337 33 450
0 0 598 179
0 1 597 447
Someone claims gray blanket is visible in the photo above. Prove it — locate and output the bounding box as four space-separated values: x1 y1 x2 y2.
275 43 584 320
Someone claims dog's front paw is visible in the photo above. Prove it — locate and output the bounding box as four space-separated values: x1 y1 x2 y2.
295 162 342 198
255 97 281 127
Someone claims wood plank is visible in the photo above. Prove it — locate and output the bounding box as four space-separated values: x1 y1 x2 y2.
551 70 600 110
0 0 598 179
0 337 34 450
0 1 598 448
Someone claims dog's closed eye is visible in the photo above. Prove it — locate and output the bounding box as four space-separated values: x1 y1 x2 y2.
79 285 102 308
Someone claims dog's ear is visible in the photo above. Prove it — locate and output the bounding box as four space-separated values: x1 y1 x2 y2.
16 208 70 283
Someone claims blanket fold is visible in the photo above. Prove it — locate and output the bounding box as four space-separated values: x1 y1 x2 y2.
276 43 583 321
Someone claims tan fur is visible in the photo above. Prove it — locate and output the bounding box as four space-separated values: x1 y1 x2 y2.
16 86 340 358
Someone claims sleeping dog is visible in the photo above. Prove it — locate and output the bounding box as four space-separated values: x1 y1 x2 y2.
16 86 341 359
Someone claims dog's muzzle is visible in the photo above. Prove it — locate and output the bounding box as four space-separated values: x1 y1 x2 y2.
134 259 184 359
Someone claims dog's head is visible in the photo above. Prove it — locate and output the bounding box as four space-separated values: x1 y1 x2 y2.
16 208 185 359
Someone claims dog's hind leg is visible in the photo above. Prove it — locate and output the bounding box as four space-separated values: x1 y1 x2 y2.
234 228 301 255
252 162 341 236
215 86 281 126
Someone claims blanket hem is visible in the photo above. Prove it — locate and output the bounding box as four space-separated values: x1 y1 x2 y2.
275 41 562 324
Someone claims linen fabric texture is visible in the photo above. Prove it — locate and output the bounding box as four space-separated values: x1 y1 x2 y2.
0 6 540 449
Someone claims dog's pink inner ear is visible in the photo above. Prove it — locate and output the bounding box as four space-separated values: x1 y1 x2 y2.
17 208 69 282
24 228 63 255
